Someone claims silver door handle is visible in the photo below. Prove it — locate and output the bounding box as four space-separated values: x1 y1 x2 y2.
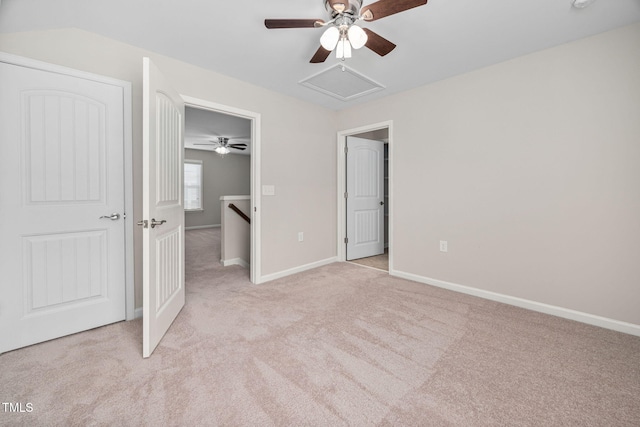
99 213 120 220
150 218 166 228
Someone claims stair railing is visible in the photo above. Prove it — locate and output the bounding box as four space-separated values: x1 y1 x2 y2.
228 203 250 224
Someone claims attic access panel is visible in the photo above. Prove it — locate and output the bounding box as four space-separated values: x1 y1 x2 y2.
299 64 385 102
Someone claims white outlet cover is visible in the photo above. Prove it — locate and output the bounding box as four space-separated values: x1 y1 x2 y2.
439 241 448 252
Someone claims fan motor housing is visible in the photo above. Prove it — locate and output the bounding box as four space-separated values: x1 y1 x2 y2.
325 0 362 17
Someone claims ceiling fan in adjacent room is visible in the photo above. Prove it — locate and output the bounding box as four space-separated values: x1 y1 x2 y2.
264 0 428 63
193 137 247 157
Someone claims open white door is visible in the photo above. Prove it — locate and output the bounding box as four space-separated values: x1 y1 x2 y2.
346 136 385 260
142 57 185 358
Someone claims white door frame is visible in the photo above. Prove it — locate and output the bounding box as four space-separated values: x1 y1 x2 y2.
337 121 393 269
181 95 261 284
0 51 136 321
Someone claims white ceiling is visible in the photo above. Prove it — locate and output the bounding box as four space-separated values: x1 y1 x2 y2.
1 0 639 111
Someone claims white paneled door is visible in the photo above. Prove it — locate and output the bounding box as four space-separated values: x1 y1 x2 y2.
346 137 385 260
0 60 127 353
142 58 185 358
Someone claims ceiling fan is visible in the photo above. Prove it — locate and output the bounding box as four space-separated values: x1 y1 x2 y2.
193 137 247 157
264 0 428 63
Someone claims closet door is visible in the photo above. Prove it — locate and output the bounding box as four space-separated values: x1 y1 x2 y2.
346 136 385 260
0 58 127 353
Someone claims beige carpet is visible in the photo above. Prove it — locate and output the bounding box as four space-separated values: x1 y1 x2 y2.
1 228 639 426
349 249 389 271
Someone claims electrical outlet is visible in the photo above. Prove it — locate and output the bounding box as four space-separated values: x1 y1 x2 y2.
298 232 304 242
439 240 448 252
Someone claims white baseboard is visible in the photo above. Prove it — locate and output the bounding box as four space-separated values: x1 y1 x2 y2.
257 257 338 284
134 307 143 319
391 269 640 337
221 258 249 269
185 224 220 230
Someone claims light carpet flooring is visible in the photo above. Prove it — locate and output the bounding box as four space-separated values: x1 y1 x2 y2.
1 228 639 426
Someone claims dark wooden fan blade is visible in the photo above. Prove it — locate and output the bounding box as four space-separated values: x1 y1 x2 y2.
310 46 331 63
230 146 247 150
229 144 247 148
361 0 427 22
265 19 324 29
363 28 396 56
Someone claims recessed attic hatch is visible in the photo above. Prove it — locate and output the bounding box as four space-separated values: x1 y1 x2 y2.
299 64 385 102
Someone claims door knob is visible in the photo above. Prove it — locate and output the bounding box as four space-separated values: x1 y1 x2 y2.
150 218 166 228
379 201 385 206
99 213 120 220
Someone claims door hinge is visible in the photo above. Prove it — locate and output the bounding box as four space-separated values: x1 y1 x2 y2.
344 146 348 154
344 192 348 199
344 237 348 244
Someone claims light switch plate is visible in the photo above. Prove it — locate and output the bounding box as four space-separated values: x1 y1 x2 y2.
262 185 275 196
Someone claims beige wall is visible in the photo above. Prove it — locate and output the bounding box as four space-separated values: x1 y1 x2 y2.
0 28 338 307
2 23 639 328
184 149 250 229
338 23 640 326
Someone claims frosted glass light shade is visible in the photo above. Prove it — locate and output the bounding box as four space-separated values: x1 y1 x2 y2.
347 25 368 49
336 38 352 59
215 146 230 155
320 27 340 51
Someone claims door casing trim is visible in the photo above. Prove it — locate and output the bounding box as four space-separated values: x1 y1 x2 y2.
336 120 393 269
181 95 261 284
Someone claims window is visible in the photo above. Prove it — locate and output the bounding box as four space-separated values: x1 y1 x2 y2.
184 160 203 211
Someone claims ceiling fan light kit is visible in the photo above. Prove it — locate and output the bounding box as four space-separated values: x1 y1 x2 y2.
336 38 353 59
192 136 247 157
347 24 368 49
214 146 231 157
320 26 340 50
265 0 428 63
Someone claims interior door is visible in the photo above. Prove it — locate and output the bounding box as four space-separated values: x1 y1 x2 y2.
142 57 185 358
346 136 385 260
0 59 126 353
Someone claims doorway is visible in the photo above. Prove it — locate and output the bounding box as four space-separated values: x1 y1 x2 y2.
183 106 251 277
337 121 392 272
181 96 261 283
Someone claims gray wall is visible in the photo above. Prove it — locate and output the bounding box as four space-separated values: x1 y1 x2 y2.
184 149 250 228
